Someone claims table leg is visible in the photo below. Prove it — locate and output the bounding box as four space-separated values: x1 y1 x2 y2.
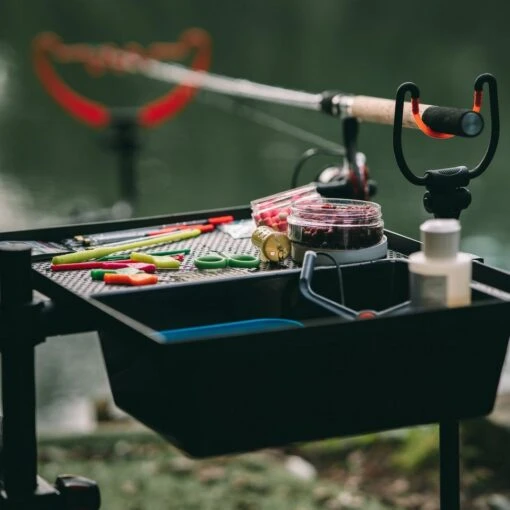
439 420 460 510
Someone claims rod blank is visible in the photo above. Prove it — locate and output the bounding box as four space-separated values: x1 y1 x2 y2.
142 59 322 111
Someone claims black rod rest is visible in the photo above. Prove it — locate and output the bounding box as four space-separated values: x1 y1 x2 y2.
0 244 100 510
107 108 141 214
392 73 499 219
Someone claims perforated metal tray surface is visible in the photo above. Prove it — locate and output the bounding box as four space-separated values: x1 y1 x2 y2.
33 228 406 297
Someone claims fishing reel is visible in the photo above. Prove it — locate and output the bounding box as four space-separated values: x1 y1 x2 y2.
393 73 499 219
291 117 377 200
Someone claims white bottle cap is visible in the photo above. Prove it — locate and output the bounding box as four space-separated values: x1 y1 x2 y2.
420 219 460 258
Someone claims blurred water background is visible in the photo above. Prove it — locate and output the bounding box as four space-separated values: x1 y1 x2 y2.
1 0 509 433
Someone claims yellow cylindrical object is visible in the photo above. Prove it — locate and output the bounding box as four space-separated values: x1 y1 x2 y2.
130 252 180 269
251 226 290 263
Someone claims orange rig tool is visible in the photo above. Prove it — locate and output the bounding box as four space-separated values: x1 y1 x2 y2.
103 273 159 286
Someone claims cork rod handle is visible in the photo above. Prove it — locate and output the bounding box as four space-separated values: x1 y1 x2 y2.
350 95 430 129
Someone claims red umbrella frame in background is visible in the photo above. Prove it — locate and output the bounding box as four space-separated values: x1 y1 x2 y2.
32 28 212 128
30 28 212 217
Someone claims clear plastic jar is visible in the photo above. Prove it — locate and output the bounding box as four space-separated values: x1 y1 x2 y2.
250 183 319 233
287 198 385 260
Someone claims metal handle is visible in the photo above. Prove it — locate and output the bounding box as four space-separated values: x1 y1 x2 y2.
299 251 357 320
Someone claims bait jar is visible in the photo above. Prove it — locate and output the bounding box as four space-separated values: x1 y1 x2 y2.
251 183 319 233
287 197 387 264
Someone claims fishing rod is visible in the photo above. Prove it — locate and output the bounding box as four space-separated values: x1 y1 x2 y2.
34 31 484 135
130 54 489 202
136 56 484 137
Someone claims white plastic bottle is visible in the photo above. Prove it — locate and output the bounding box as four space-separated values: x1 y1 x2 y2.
408 219 472 308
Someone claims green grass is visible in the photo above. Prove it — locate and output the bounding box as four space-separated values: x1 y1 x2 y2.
37 420 510 510
38 431 396 510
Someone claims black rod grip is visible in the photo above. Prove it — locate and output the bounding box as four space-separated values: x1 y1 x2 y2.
422 107 484 137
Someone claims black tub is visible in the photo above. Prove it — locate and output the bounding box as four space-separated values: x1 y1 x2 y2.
95 259 510 457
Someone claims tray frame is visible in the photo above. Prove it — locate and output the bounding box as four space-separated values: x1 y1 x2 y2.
0 205 509 510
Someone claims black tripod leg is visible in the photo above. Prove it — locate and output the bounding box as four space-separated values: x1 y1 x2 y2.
439 420 460 510
0 245 101 509
0 245 38 505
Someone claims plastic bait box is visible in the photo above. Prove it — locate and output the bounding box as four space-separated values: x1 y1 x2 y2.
250 183 319 232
